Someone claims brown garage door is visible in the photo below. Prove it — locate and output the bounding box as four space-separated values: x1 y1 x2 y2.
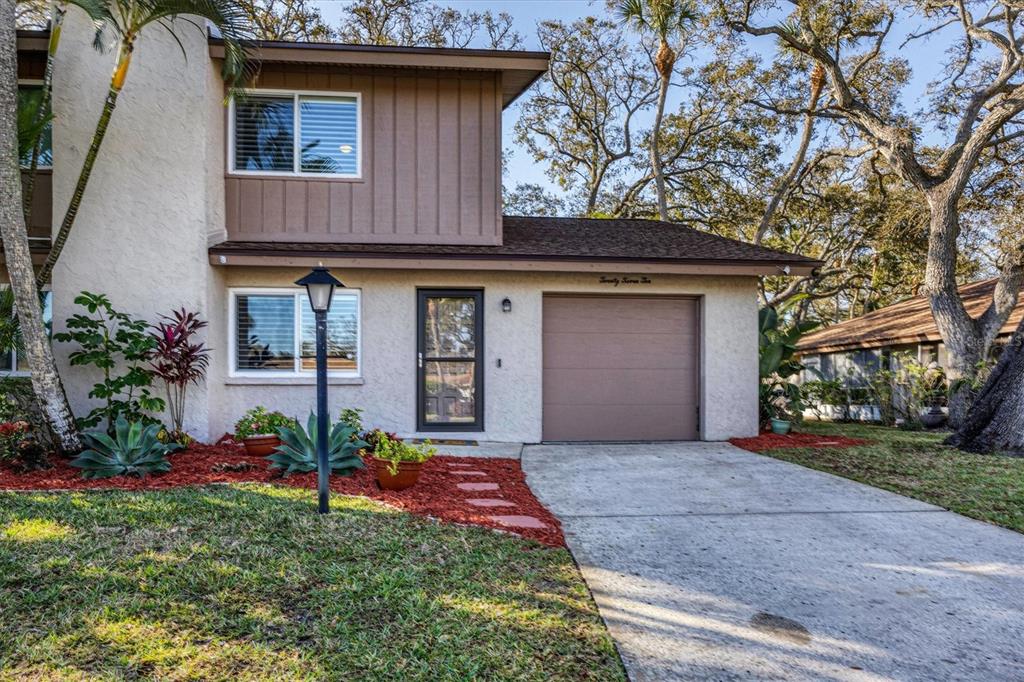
542 295 700 441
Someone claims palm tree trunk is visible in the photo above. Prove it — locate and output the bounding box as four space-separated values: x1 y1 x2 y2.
36 40 132 287
1 1 81 454
651 70 670 221
22 1 66 223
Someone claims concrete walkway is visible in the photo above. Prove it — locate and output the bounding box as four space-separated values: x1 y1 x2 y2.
523 442 1024 681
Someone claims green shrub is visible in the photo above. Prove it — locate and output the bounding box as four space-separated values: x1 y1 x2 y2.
234 406 296 439
268 413 367 476
54 292 164 432
70 415 182 479
369 431 437 475
339 407 364 433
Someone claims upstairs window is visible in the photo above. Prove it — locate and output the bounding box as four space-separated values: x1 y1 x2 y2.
230 92 360 178
231 289 360 377
18 82 52 168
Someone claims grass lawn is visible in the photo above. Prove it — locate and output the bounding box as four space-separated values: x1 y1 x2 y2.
768 421 1024 534
0 485 624 681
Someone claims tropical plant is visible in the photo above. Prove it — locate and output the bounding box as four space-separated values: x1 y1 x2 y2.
617 0 697 220
70 415 181 478
758 302 819 425
149 308 209 442
1 6 82 454
234 406 296 439
268 413 367 475
369 431 436 475
54 292 165 432
34 0 252 287
0 420 30 460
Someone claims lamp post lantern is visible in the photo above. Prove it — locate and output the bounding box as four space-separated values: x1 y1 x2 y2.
295 266 343 514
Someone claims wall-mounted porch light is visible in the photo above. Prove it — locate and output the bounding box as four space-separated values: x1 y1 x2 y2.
501 297 512 313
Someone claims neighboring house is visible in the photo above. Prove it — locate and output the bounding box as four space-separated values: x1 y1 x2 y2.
9 17 818 443
797 278 1023 383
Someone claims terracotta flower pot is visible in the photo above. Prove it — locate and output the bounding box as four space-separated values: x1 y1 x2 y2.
242 434 281 457
371 457 424 491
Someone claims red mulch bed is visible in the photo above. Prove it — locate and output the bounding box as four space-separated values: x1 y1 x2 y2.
730 431 871 452
0 444 564 547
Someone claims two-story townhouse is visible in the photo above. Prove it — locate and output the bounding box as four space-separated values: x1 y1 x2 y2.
13 13 820 444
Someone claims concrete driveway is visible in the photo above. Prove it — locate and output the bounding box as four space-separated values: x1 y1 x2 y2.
522 442 1024 681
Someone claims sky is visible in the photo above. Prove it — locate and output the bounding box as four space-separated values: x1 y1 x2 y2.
313 0 957 197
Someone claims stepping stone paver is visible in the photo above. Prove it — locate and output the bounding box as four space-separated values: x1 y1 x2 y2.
466 498 516 508
451 470 488 476
457 482 500 491
488 515 548 529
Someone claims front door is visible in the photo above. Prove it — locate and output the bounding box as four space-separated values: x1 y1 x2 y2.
417 289 484 431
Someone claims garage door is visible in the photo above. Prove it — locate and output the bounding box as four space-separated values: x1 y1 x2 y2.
542 295 700 441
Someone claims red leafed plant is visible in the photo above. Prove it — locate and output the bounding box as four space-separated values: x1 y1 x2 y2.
150 309 210 442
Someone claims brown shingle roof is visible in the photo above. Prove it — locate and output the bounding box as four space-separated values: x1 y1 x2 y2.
210 216 821 268
797 278 1024 353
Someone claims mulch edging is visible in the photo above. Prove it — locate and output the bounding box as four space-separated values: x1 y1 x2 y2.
0 444 565 547
730 431 871 452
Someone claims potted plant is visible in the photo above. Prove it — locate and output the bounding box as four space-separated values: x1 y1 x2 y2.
365 430 437 491
234 407 295 456
770 404 793 435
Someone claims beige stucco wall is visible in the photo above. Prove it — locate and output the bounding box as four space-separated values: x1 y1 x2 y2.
43 13 759 443
50 12 223 435
209 268 760 442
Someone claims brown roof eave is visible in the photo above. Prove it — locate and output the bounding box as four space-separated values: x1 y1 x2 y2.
210 35 549 61
208 35 549 108
208 245 821 274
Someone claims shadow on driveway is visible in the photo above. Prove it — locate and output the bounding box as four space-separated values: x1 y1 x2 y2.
523 442 1024 681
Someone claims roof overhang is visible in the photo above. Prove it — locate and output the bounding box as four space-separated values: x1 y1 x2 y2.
209 37 549 108
208 248 819 276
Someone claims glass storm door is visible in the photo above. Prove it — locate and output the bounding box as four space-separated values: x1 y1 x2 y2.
417 290 483 431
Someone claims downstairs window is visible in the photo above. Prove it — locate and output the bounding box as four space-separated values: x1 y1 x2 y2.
231 289 360 377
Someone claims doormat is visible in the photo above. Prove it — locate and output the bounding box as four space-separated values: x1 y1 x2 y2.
412 438 479 446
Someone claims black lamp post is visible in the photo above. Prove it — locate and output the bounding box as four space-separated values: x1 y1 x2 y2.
295 266 343 514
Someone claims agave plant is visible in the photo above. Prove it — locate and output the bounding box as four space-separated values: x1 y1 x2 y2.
268 413 368 476
70 415 182 479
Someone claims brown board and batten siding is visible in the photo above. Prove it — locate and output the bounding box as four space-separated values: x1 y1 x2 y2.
17 35 51 244
224 64 503 245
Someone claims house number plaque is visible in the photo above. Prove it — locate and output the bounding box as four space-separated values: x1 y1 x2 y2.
598 275 652 287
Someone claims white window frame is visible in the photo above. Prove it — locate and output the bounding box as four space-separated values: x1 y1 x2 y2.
18 79 51 171
227 89 363 179
228 287 362 379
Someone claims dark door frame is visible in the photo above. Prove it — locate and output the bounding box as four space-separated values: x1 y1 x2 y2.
416 288 484 432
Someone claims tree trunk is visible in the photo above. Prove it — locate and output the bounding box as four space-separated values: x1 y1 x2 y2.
946 323 1024 453
650 41 672 221
36 41 132 288
0 1 81 454
923 189 988 428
